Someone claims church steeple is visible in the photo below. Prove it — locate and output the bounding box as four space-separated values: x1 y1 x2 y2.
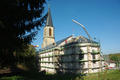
41 7 55 48
46 8 53 27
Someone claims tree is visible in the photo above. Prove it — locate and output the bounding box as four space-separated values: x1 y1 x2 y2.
0 0 46 67
109 53 120 69
16 45 37 70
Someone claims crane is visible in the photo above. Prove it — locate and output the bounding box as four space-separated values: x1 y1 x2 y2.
72 19 94 73
72 19 93 43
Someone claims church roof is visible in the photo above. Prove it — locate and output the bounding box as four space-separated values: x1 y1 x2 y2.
39 35 98 51
39 35 73 51
77 36 92 43
56 35 73 46
63 36 98 47
46 8 53 27
77 36 98 43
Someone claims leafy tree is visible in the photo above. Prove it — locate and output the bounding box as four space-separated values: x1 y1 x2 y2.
0 0 46 67
109 53 120 69
16 45 37 70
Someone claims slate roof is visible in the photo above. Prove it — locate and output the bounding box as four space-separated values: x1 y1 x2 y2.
39 35 98 51
39 35 72 51
55 35 73 46
46 8 53 27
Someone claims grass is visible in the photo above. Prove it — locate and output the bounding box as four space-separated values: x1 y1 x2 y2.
84 70 120 80
0 70 120 80
0 76 23 80
104 70 120 80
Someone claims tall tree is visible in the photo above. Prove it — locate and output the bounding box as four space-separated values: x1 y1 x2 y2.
0 0 46 67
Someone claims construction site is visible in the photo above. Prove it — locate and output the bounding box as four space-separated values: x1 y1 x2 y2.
38 8 105 74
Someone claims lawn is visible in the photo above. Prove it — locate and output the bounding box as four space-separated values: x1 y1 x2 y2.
0 70 120 80
84 70 120 80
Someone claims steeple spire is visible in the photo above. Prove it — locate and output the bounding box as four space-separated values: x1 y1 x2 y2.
42 7 55 48
46 8 53 27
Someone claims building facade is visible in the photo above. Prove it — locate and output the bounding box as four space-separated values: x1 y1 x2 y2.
38 8 104 74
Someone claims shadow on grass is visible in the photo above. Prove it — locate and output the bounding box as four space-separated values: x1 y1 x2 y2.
1 68 120 80
0 68 83 80
20 71 83 80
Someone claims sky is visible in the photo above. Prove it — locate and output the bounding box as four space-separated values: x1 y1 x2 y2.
32 0 120 54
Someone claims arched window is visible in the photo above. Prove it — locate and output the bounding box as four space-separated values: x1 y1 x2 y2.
49 28 52 36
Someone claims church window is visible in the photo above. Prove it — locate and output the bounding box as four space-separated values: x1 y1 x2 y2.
49 28 52 36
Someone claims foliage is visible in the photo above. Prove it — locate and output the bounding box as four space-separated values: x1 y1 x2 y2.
0 0 46 67
109 53 120 68
16 45 38 70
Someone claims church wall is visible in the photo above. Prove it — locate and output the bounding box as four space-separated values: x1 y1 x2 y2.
39 50 55 73
43 26 54 38
80 47 87 53
42 25 55 48
84 54 88 60
39 42 104 74
95 54 99 59
84 69 89 73
93 61 100 67
84 62 89 68
63 43 103 73
90 47 98 52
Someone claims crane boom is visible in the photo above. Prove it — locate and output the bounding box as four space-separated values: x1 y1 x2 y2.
72 19 92 42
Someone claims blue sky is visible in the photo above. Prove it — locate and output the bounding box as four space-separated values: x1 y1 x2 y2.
32 0 120 54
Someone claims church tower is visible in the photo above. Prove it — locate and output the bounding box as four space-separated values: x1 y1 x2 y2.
41 8 55 48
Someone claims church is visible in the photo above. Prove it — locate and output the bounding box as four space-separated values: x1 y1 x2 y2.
38 8 104 74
